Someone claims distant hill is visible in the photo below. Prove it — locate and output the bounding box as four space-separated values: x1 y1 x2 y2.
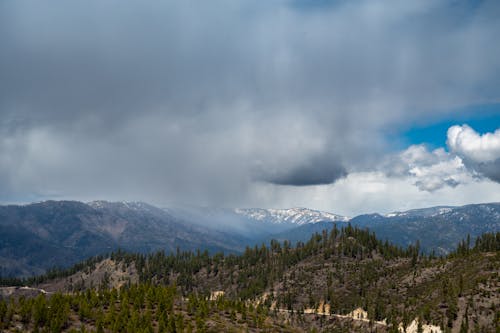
257 203 500 256
0 201 248 276
349 203 500 255
1 200 499 276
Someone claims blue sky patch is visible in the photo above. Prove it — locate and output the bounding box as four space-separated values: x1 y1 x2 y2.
402 103 500 150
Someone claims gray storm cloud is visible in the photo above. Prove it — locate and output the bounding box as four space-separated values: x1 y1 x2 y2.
0 0 500 205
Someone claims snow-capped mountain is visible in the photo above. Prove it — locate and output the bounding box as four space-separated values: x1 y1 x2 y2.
1 200 499 277
234 207 349 225
380 204 500 222
384 206 454 218
351 203 500 254
87 200 168 218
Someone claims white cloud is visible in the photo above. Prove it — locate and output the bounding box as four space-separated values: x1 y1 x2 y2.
447 125 500 163
407 153 469 192
379 125 500 193
446 125 500 182
384 145 474 192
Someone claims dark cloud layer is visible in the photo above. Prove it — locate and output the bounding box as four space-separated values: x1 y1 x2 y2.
0 0 499 206
259 155 347 186
474 161 500 183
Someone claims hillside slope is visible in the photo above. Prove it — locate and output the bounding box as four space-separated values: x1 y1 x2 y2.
2 228 497 332
350 202 500 255
0 201 247 276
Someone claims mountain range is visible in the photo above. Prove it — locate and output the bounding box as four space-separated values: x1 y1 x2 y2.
0 200 499 277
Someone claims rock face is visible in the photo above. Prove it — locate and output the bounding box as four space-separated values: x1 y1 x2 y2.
399 318 442 333
348 308 368 320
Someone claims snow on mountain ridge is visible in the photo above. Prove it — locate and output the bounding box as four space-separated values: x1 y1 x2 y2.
384 206 456 218
86 200 158 213
234 208 349 225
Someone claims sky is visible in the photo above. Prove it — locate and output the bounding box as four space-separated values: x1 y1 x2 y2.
1 0 500 216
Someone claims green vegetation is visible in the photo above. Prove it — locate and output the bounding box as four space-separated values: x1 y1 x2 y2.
1 227 499 332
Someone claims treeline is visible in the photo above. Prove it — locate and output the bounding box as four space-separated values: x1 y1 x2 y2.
107 224 413 298
0 283 275 332
2 227 499 294
0 255 107 287
452 231 500 257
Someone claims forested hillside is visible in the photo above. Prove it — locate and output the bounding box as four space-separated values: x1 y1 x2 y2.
1 227 499 332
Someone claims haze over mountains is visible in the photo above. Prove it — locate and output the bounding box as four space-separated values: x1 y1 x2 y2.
1 200 499 277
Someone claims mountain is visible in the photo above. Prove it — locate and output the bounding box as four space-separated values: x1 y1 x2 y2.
349 202 500 255
233 207 349 225
163 206 295 240
1 228 498 332
1 200 499 277
239 203 500 255
165 207 349 243
0 201 247 277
